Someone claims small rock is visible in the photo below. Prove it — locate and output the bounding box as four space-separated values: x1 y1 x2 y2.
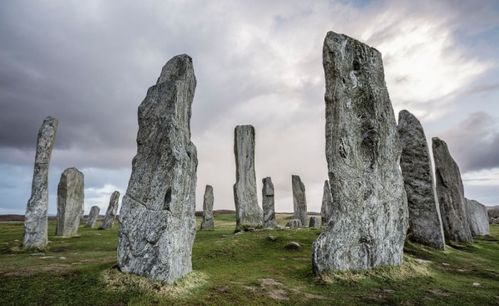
267 235 277 242
442 263 450 266
284 242 301 250
472 282 481 287
30 252 45 256
234 231 244 236
247 227 256 232
59 256 66 260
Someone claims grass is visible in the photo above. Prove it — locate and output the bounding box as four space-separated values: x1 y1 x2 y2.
0 214 498 305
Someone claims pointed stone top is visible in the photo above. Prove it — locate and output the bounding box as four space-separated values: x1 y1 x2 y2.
62 167 83 175
157 54 194 84
399 109 422 125
432 137 447 149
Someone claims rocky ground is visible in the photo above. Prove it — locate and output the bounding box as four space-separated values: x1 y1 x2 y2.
0 213 498 305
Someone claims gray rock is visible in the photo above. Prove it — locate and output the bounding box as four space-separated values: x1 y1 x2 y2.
200 185 214 230
56 167 84 237
23 116 58 250
292 175 307 227
284 241 301 250
285 219 302 228
309 216 321 228
465 198 489 236
262 177 277 228
397 110 445 249
100 191 120 230
313 31 408 275
488 205 499 224
233 125 263 231
432 137 473 243
85 205 100 228
320 180 333 225
117 55 198 283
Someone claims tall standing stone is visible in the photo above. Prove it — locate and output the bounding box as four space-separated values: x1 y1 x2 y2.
262 177 277 228
432 137 473 243
313 31 408 275
200 185 214 230
23 116 58 250
56 167 84 237
85 205 100 228
321 180 333 225
397 110 445 249
100 191 120 230
117 55 198 283
233 125 262 231
465 198 489 236
292 175 307 227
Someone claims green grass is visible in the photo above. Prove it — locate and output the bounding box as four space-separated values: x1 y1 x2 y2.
0 215 498 305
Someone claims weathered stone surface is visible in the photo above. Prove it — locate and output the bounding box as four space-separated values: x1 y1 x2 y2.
320 180 333 225
200 185 214 230
262 177 277 228
233 125 262 231
488 206 499 224
23 116 58 250
465 198 489 236
117 55 198 283
286 219 302 228
284 241 301 250
292 175 307 227
397 110 445 249
432 137 473 243
56 167 84 237
313 31 408 275
309 216 321 228
100 191 120 230
85 205 100 228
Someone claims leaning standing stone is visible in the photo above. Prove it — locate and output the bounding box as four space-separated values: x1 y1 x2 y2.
85 205 100 228
100 191 120 229
117 55 198 283
320 180 333 225
309 216 321 229
313 31 408 275
397 110 445 249
292 175 307 227
432 137 473 243
23 116 58 250
262 177 277 228
200 185 214 230
465 198 490 236
233 125 263 231
56 167 84 237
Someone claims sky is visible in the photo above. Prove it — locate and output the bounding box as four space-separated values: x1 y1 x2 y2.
0 0 498 215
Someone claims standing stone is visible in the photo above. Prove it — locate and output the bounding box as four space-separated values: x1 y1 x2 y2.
313 31 408 275
233 125 262 231
200 185 214 230
397 110 445 249
292 175 307 227
100 191 120 230
286 219 302 228
56 167 84 237
309 216 321 228
321 180 333 225
85 205 100 228
23 116 58 250
432 137 473 243
488 206 499 224
262 177 277 228
465 198 490 236
118 55 198 283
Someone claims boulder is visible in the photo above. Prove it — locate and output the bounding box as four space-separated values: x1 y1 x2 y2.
292 175 307 227
309 216 321 228
312 31 408 276
56 167 84 237
200 185 214 230
100 191 120 230
320 180 333 225
117 55 198 283
397 110 445 249
465 198 489 236
23 116 58 250
262 177 277 228
85 205 100 228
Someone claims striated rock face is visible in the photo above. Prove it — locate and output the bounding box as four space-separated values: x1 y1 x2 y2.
432 137 473 243
23 116 58 250
313 31 408 275
397 110 445 249
320 180 333 225
292 175 307 227
233 125 262 231
262 177 277 228
309 216 321 229
117 55 198 283
200 185 214 230
286 219 302 228
85 205 100 228
100 191 120 230
465 199 489 236
56 168 84 237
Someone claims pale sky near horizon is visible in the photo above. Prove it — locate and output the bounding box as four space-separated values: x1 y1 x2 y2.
1 0 498 215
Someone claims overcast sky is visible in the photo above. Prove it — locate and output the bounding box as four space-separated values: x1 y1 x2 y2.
1 0 498 215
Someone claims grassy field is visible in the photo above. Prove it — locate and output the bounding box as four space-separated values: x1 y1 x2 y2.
0 213 498 305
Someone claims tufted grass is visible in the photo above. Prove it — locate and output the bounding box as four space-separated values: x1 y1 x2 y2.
0 214 498 305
